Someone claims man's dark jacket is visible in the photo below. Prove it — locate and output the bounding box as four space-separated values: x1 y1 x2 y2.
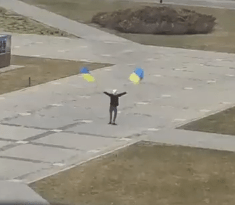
104 92 127 107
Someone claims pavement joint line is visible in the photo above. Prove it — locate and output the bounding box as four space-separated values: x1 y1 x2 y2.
57 122 82 130
63 130 120 139
0 143 19 152
0 138 16 142
30 142 81 151
27 138 140 184
24 131 55 142
0 155 50 164
0 122 50 131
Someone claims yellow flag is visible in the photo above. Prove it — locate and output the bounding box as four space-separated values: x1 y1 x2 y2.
129 73 140 84
83 74 95 82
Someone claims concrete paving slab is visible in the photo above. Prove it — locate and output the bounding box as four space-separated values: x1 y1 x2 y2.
37 104 108 123
0 158 50 180
0 144 81 163
34 132 123 151
0 124 46 140
117 112 170 128
147 129 235 152
67 122 143 138
0 141 12 148
0 180 49 204
4 114 79 130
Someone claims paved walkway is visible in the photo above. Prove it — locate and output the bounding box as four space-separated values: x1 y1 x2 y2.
1 0 235 183
127 0 235 10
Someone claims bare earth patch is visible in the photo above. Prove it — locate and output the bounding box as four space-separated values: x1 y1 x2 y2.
179 106 235 136
0 7 73 37
20 0 235 53
0 55 111 95
30 141 235 205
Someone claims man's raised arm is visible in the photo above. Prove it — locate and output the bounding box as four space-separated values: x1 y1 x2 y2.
104 92 111 96
117 92 127 97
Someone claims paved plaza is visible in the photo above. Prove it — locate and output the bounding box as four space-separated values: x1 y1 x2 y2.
1 0 235 185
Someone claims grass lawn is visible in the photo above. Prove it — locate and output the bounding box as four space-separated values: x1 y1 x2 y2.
30 141 235 205
21 0 235 53
0 7 73 37
179 106 235 136
0 55 111 95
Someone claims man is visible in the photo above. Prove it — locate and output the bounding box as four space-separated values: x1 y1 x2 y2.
104 89 127 125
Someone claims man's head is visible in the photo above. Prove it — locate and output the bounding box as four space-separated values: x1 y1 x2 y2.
112 89 117 95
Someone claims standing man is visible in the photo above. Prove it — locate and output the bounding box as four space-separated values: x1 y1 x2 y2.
104 89 127 125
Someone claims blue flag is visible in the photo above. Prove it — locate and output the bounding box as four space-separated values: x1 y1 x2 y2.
80 67 90 74
134 68 144 79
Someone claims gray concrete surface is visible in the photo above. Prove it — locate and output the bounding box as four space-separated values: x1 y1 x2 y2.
147 129 235 152
0 180 49 204
0 0 235 187
126 0 235 10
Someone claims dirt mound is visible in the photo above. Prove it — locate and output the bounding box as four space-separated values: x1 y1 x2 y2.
91 6 216 35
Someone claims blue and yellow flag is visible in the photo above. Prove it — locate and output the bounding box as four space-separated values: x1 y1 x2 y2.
80 67 95 82
129 68 144 84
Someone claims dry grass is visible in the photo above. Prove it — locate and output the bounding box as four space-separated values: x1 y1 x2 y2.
0 7 73 37
179 106 235 136
30 141 235 205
